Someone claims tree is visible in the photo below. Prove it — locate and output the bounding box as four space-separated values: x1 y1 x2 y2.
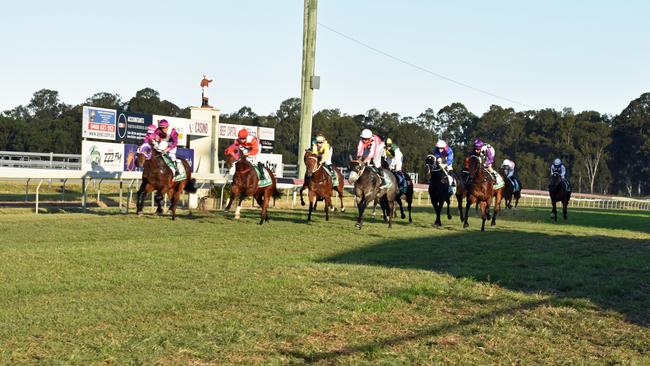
435 103 478 150
85 92 123 109
574 112 611 194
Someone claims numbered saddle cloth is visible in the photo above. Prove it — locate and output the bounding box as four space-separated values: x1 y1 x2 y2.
253 165 272 188
324 166 339 186
381 170 393 189
493 173 505 190
161 155 186 182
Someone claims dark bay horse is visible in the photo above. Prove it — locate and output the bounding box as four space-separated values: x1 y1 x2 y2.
463 155 504 231
301 150 345 221
425 155 452 226
136 144 197 220
349 159 398 229
549 172 571 221
223 144 279 225
377 158 413 222
299 152 346 214
499 167 521 210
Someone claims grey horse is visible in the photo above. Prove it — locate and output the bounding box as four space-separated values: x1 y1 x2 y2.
349 159 399 229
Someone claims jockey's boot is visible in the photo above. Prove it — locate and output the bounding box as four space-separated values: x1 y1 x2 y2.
257 162 267 180
173 161 180 178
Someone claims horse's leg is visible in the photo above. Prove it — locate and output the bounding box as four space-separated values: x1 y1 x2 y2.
136 181 151 215
300 185 306 206
446 196 451 220
434 200 442 227
457 193 465 222
154 192 164 215
258 191 269 225
387 197 395 229
324 195 332 221
307 190 316 221
338 186 346 212
563 199 568 220
407 190 413 222
224 185 239 212
356 197 367 229
480 200 488 231
396 196 405 219
551 200 557 222
169 188 182 221
463 195 473 228
492 191 502 226
234 193 244 219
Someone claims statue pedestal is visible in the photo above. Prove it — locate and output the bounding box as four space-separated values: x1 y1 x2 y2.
189 107 221 176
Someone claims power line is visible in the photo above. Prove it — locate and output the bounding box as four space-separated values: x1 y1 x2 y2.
317 22 536 110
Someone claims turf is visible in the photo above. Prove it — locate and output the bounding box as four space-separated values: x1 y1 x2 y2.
0 206 648 365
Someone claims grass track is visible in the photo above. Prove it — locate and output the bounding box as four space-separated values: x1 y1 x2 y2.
1 206 649 365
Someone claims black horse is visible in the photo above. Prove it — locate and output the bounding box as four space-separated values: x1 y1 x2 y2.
425 154 452 226
349 159 398 229
549 172 571 221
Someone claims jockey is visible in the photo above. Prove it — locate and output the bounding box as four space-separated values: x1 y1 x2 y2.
356 128 386 186
235 128 265 179
383 138 403 172
433 139 455 193
470 138 498 182
502 159 520 192
151 119 180 177
311 134 333 175
549 158 571 191
143 124 159 144
383 137 405 190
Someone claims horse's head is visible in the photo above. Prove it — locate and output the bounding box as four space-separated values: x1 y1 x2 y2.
136 143 153 168
348 155 366 184
550 172 562 190
224 144 243 169
304 150 319 178
466 155 482 180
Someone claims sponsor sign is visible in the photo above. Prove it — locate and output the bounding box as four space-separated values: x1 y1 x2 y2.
257 127 275 141
260 139 274 152
187 120 210 136
176 148 195 171
82 141 124 172
116 111 152 143
123 144 142 172
82 106 116 141
217 123 258 139
152 115 188 146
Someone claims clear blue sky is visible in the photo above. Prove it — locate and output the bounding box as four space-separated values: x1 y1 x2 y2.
1 0 648 117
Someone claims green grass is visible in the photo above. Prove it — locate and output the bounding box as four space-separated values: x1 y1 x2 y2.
0 206 649 365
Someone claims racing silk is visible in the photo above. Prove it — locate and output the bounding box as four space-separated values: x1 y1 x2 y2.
235 135 260 157
551 164 566 179
433 145 454 167
311 140 332 164
481 144 495 167
384 145 403 171
152 128 178 151
357 134 382 163
143 131 160 145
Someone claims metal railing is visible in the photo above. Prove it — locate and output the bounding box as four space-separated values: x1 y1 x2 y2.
1 151 81 169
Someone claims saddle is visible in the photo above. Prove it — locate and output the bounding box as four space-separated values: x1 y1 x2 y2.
392 171 408 194
323 165 339 186
253 164 272 188
160 154 186 182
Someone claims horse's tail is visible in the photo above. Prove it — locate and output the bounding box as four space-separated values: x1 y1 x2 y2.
184 178 198 193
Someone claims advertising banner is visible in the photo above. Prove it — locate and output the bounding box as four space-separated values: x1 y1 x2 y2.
116 110 152 144
176 148 195 171
152 115 188 146
187 120 210 136
258 153 283 177
257 127 275 141
217 123 258 140
82 141 124 172
82 106 116 141
123 144 142 172
260 139 274 152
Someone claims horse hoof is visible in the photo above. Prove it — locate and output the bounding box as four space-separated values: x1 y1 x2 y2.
223 210 229 213
355 222 362 229
491 221 496 226
235 215 240 220
136 211 143 216
463 223 469 228
401 214 406 219
340 208 345 212
447 215 452 220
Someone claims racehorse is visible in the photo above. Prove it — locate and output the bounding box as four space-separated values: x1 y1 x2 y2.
377 157 413 222
425 154 452 226
299 151 346 215
549 172 571 221
135 143 197 220
349 158 398 229
223 144 279 225
301 150 346 221
499 167 521 210
462 155 504 231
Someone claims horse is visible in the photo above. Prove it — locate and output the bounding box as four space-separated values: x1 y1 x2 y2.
376 157 413 222
301 150 345 221
135 143 197 220
223 144 279 225
549 172 571 221
499 167 521 210
462 155 504 231
349 159 398 229
425 155 452 226
299 153 346 214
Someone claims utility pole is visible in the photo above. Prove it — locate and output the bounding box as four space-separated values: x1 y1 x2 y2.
298 0 318 178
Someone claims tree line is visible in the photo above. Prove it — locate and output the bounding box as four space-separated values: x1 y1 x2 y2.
1 88 648 196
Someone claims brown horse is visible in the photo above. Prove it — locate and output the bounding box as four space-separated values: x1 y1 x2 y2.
299 153 346 214
499 167 521 210
462 155 504 231
223 144 279 225
300 150 346 221
136 143 197 220
549 172 571 221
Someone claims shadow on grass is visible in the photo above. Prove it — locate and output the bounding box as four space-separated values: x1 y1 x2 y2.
322 230 650 327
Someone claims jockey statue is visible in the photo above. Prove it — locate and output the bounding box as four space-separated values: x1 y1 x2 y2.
235 128 265 180
356 128 386 187
145 119 180 178
501 159 521 192
433 139 456 194
383 137 406 190
549 158 571 191
469 138 499 182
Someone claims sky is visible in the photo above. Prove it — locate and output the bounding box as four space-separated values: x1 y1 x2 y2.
1 0 648 117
